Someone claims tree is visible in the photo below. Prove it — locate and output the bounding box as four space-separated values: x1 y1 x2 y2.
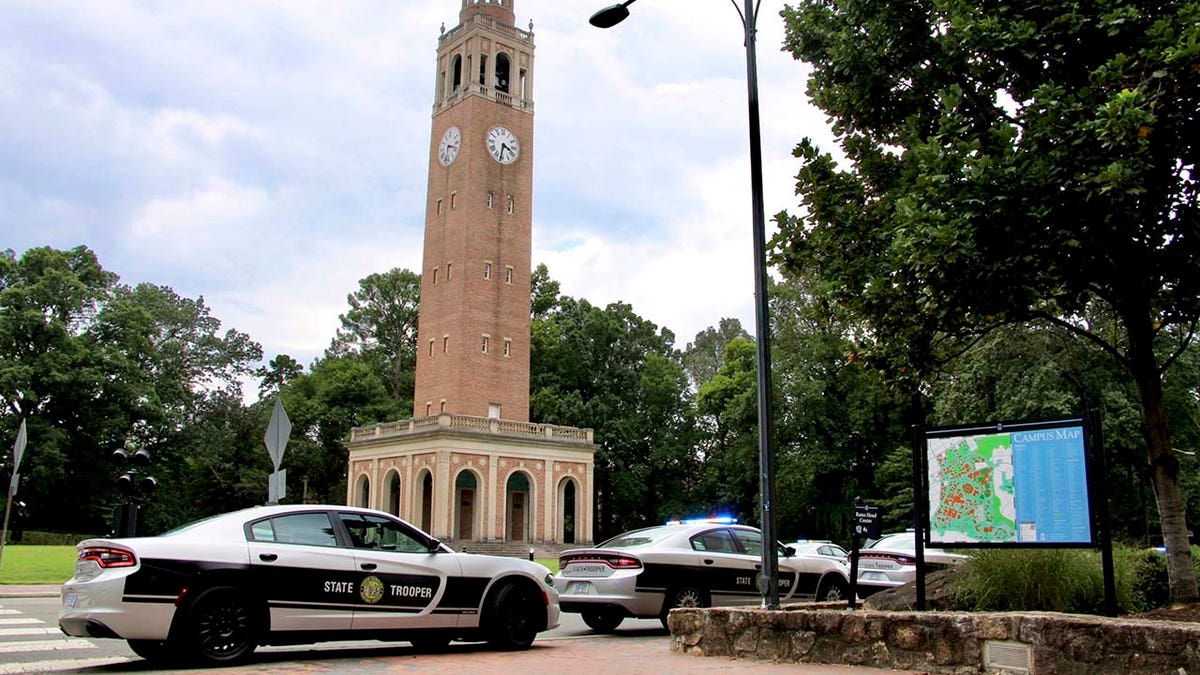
530 276 694 537
776 1 1200 599
327 268 420 410
768 275 908 542
0 246 263 532
696 338 760 524
682 318 750 391
281 355 402 505
530 263 561 320
257 354 304 399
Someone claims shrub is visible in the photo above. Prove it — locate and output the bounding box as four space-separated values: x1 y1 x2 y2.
8 530 96 546
952 548 1109 613
1115 547 1169 613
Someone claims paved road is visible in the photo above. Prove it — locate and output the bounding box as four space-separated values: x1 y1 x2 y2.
0 586 914 674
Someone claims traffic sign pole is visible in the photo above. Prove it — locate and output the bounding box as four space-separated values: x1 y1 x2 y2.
264 399 291 504
0 419 28 569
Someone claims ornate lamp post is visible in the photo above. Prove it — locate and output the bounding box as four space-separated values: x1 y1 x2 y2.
590 0 780 609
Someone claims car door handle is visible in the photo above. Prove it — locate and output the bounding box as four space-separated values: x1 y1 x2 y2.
259 553 278 562
704 559 715 565
361 563 377 571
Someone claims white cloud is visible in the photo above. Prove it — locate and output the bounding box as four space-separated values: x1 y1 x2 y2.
0 0 839 388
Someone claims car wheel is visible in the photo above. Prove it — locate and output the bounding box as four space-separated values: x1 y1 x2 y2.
660 585 708 627
817 575 849 602
486 582 540 650
581 609 624 633
126 639 172 662
182 586 258 665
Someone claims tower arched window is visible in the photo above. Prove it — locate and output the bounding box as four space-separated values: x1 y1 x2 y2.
452 55 463 91
495 53 511 94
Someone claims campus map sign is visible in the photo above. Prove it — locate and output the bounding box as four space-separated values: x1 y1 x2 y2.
925 418 1093 546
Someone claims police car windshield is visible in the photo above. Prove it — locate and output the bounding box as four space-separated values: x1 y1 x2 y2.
598 526 678 549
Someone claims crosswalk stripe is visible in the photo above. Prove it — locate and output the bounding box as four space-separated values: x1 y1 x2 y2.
0 610 21 615
0 627 63 637
0 617 45 625
0 638 95 654
0 657 133 674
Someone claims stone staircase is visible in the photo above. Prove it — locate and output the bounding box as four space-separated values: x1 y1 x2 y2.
445 540 593 560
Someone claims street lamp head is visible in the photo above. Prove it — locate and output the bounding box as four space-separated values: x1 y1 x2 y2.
589 2 632 29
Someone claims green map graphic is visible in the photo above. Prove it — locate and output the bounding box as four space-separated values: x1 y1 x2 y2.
927 434 1016 542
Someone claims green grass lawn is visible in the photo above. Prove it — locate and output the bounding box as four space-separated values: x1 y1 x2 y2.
0 545 77 585
0 546 555 585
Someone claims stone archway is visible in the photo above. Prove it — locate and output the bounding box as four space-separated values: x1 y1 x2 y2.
558 477 578 544
505 471 532 542
454 470 479 540
384 470 401 516
355 474 370 508
417 470 434 534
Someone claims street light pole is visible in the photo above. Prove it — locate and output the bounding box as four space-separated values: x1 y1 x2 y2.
590 0 780 609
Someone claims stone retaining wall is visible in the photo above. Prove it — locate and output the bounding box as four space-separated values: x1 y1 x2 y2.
668 605 1200 673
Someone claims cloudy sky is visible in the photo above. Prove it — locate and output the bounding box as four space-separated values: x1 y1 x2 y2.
2 0 837 381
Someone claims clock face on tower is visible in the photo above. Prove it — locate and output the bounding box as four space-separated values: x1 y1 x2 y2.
486 125 519 164
438 126 461 166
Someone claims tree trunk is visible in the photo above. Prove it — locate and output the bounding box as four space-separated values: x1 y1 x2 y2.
1128 320 1198 602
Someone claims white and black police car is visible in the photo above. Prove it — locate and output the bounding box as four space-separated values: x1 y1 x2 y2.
553 520 850 632
58 504 559 665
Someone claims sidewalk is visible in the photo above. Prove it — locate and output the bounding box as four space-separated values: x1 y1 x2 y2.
0 584 60 597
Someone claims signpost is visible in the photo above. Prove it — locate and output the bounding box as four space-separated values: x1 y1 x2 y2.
265 398 291 504
0 419 28 568
848 499 881 610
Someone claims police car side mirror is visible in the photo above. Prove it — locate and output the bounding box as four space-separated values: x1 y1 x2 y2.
426 539 442 553
783 546 796 558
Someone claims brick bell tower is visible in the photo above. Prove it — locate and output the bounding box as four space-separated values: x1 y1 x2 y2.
413 0 535 422
346 1 594 547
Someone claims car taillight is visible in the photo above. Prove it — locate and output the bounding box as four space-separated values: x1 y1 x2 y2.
860 552 914 566
78 546 137 568
559 553 643 570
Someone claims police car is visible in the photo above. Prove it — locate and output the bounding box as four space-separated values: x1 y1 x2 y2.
58 504 559 665
553 521 849 632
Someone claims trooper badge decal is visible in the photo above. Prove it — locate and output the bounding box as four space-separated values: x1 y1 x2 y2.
359 575 385 604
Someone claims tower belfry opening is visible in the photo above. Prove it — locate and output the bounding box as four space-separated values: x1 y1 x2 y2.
346 0 594 549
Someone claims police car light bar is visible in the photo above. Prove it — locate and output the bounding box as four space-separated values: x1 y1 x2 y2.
664 516 738 525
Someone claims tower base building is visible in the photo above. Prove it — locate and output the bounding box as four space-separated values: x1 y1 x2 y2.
347 415 593 546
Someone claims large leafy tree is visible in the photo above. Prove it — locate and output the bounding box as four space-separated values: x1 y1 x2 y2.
327 268 420 410
0 246 262 532
682 318 751 391
530 270 696 538
768 275 909 542
776 1 1199 598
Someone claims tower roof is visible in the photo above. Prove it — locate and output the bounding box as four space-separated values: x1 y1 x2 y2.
460 0 514 27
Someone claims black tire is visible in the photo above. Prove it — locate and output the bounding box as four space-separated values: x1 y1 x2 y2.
126 639 172 662
817 575 849 602
182 586 258 666
581 609 624 633
486 582 541 650
660 585 709 627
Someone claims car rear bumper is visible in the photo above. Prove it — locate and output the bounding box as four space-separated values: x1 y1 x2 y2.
554 575 664 619
59 577 177 641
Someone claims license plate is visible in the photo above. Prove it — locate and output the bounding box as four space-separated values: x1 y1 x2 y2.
63 592 77 609
568 581 590 595
860 572 887 582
